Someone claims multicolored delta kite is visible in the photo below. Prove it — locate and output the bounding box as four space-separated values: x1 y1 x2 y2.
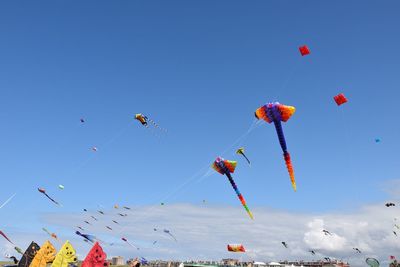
255 102 297 191
236 147 251 165
227 244 246 252
18 241 40 267
51 241 77 267
30 240 57 267
82 242 108 267
212 157 254 219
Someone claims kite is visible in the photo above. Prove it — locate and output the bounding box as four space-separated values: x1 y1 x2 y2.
42 228 59 242
309 250 316 255
334 93 348 106
140 257 148 265
98 210 105 215
80 118 85 123
134 114 166 132
353 247 361 253
106 226 112 231
130 258 141 267
30 241 57 267
91 147 98 152
227 244 246 252
5 255 18 264
393 231 397 237
255 102 297 191
58 185 64 190
153 241 157 245
123 206 131 210
82 242 108 267
281 242 288 248
322 230 332 236
15 247 23 254
299 45 310 56
366 258 380 267
163 229 177 242
38 188 60 206
375 138 381 143
153 228 177 242
77 226 84 231
160 203 165 206
84 221 92 225
112 220 119 225
0 193 16 209
114 205 119 209
75 231 96 243
91 216 98 221
121 237 139 250
51 241 77 267
0 230 14 244
395 224 400 230
83 209 88 212
386 203 395 207
236 147 251 165
18 241 41 267
212 157 254 219
118 213 127 217
135 114 148 126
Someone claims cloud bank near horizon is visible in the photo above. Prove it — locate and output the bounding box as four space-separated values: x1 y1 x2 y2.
2 202 399 267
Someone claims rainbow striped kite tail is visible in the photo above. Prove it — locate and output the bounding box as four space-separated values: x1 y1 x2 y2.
283 151 296 191
244 204 254 220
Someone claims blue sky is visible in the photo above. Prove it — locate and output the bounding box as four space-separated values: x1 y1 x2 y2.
1 0 400 262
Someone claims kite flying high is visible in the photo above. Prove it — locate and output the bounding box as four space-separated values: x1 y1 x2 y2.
255 102 297 191
212 157 253 219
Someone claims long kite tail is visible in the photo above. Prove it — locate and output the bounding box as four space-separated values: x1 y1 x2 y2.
284 152 296 191
226 173 254 219
168 233 177 242
0 231 14 245
148 118 166 132
44 193 60 205
241 153 251 165
273 120 296 191
273 120 287 152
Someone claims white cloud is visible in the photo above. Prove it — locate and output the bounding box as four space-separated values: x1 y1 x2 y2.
304 219 347 251
1 203 399 267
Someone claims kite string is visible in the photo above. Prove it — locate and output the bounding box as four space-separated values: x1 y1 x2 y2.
0 193 17 210
111 118 262 242
271 56 303 101
59 122 132 193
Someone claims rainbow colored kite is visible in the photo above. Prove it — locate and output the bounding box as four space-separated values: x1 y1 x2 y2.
255 102 297 191
212 157 253 219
